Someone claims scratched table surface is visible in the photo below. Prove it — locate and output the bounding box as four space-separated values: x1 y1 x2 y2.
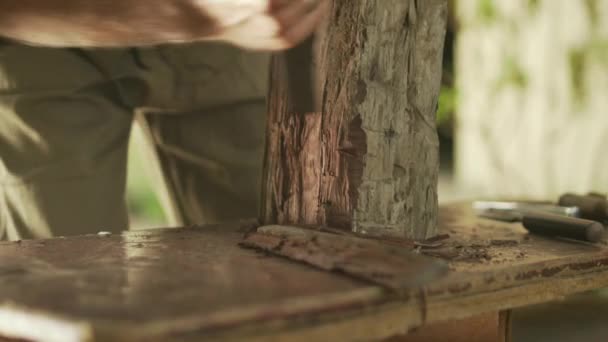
2 203 608 341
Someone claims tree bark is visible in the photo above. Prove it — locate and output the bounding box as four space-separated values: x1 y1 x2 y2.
456 0 608 199
261 0 448 240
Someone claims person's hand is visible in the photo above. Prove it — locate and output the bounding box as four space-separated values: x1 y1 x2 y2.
208 0 329 51
0 0 328 49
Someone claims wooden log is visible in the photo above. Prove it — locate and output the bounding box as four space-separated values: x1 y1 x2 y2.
261 0 448 239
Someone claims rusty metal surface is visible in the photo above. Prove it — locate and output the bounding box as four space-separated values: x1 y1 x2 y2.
241 225 448 292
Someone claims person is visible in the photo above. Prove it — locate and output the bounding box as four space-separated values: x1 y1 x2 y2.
0 0 327 240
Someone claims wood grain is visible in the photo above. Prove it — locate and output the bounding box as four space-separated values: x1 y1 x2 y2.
261 0 448 239
241 225 448 292
384 311 510 342
1 204 608 341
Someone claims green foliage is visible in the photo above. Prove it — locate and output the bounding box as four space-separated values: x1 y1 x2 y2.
590 39 608 64
585 0 599 28
567 39 608 108
127 132 167 227
437 86 457 125
528 0 541 13
496 56 528 90
127 187 166 224
477 0 497 23
569 48 587 106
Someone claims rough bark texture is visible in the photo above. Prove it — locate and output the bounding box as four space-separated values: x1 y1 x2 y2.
456 0 608 199
261 0 448 239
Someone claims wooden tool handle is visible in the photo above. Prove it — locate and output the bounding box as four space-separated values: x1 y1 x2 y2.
558 193 608 221
522 211 605 242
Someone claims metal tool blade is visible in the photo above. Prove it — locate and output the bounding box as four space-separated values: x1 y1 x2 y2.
473 201 580 218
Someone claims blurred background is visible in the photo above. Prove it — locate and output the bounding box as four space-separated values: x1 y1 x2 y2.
127 124 166 229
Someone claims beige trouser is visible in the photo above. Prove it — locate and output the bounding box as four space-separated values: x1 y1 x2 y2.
0 40 269 240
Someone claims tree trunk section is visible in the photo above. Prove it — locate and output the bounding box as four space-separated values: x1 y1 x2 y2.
456 0 608 199
261 0 448 240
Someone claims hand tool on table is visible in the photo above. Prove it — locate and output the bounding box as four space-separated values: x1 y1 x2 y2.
558 193 608 223
473 201 581 219
473 200 605 243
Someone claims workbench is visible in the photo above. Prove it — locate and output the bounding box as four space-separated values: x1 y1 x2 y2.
1 203 608 341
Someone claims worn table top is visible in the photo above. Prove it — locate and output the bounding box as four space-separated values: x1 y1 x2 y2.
1 204 608 341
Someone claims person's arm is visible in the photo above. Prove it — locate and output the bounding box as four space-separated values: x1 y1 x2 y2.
0 0 221 47
0 0 327 50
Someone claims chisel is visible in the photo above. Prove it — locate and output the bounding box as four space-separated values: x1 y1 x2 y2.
521 210 605 243
474 201 605 243
558 193 608 222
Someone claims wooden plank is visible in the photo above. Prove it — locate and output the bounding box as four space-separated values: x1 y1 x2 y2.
384 311 510 342
0 204 608 341
0 220 377 342
261 0 448 239
241 225 448 292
